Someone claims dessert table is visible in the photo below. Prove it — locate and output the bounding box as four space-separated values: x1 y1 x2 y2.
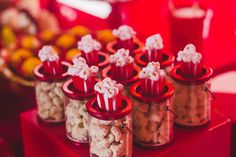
21 109 231 157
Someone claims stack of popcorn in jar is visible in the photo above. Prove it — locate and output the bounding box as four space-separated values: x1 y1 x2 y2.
131 62 175 147
102 48 140 96
34 45 70 123
134 34 175 80
107 25 143 56
170 44 213 126
86 77 133 157
63 57 99 143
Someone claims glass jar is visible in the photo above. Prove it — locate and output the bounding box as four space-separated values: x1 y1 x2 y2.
34 61 70 123
87 96 133 157
170 64 213 126
63 79 95 143
130 81 175 147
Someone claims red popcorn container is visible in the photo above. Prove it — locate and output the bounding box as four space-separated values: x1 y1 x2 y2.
140 76 165 97
107 38 144 57
34 61 70 123
170 64 214 126
42 59 63 77
179 61 203 78
81 50 99 66
135 51 175 74
72 76 96 94
102 65 140 97
63 78 97 144
73 51 109 70
168 4 207 56
86 96 133 157
130 81 175 148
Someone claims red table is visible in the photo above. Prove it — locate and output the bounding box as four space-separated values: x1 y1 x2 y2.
21 109 231 157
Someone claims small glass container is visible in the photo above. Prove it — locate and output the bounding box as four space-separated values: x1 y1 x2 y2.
130 81 175 148
170 64 213 126
63 79 96 144
34 61 70 123
86 96 133 157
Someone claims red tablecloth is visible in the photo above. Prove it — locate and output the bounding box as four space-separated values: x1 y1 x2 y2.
21 109 231 157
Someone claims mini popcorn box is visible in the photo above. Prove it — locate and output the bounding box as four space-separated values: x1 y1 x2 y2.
63 78 96 144
67 56 99 94
86 95 133 157
170 63 214 127
34 46 71 123
130 79 175 148
102 49 140 97
78 34 101 66
38 45 63 77
139 62 166 97
134 34 175 79
107 25 144 56
94 78 124 112
177 44 203 78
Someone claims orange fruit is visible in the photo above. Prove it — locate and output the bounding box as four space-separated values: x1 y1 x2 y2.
21 35 40 50
21 57 41 78
96 29 116 43
68 25 90 37
56 34 76 49
11 48 33 67
39 29 56 43
66 48 81 61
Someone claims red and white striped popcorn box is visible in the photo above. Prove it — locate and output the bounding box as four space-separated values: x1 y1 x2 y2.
94 78 123 112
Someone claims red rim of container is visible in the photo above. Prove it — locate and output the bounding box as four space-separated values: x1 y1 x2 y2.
101 64 140 85
34 61 70 82
62 78 98 100
134 51 175 68
106 38 144 55
86 96 133 120
97 51 110 69
130 81 175 103
170 64 213 85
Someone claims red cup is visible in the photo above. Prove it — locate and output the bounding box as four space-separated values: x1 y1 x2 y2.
72 76 96 93
145 49 163 62
81 50 99 66
179 61 203 78
111 62 134 80
168 5 206 56
117 38 135 53
140 78 165 97
42 59 63 76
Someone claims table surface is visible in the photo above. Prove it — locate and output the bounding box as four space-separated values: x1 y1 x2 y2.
21 109 231 157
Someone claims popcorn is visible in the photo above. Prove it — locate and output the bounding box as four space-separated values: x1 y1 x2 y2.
38 45 59 62
132 98 174 146
89 115 132 157
177 44 202 64
77 34 101 53
68 57 98 79
110 48 134 67
112 25 136 41
65 99 89 142
36 81 64 122
173 80 211 126
94 78 123 98
145 34 164 51
139 62 166 80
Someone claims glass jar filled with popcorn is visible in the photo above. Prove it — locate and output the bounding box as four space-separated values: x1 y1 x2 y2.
134 34 175 79
86 78 133 157
102 48 140 96
170 44 213 126
63 57 99 144
130 62 175 148
34 45 70 123
107 25 143 56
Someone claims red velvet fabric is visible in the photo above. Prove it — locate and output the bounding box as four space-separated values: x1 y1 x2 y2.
21 109 231 157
